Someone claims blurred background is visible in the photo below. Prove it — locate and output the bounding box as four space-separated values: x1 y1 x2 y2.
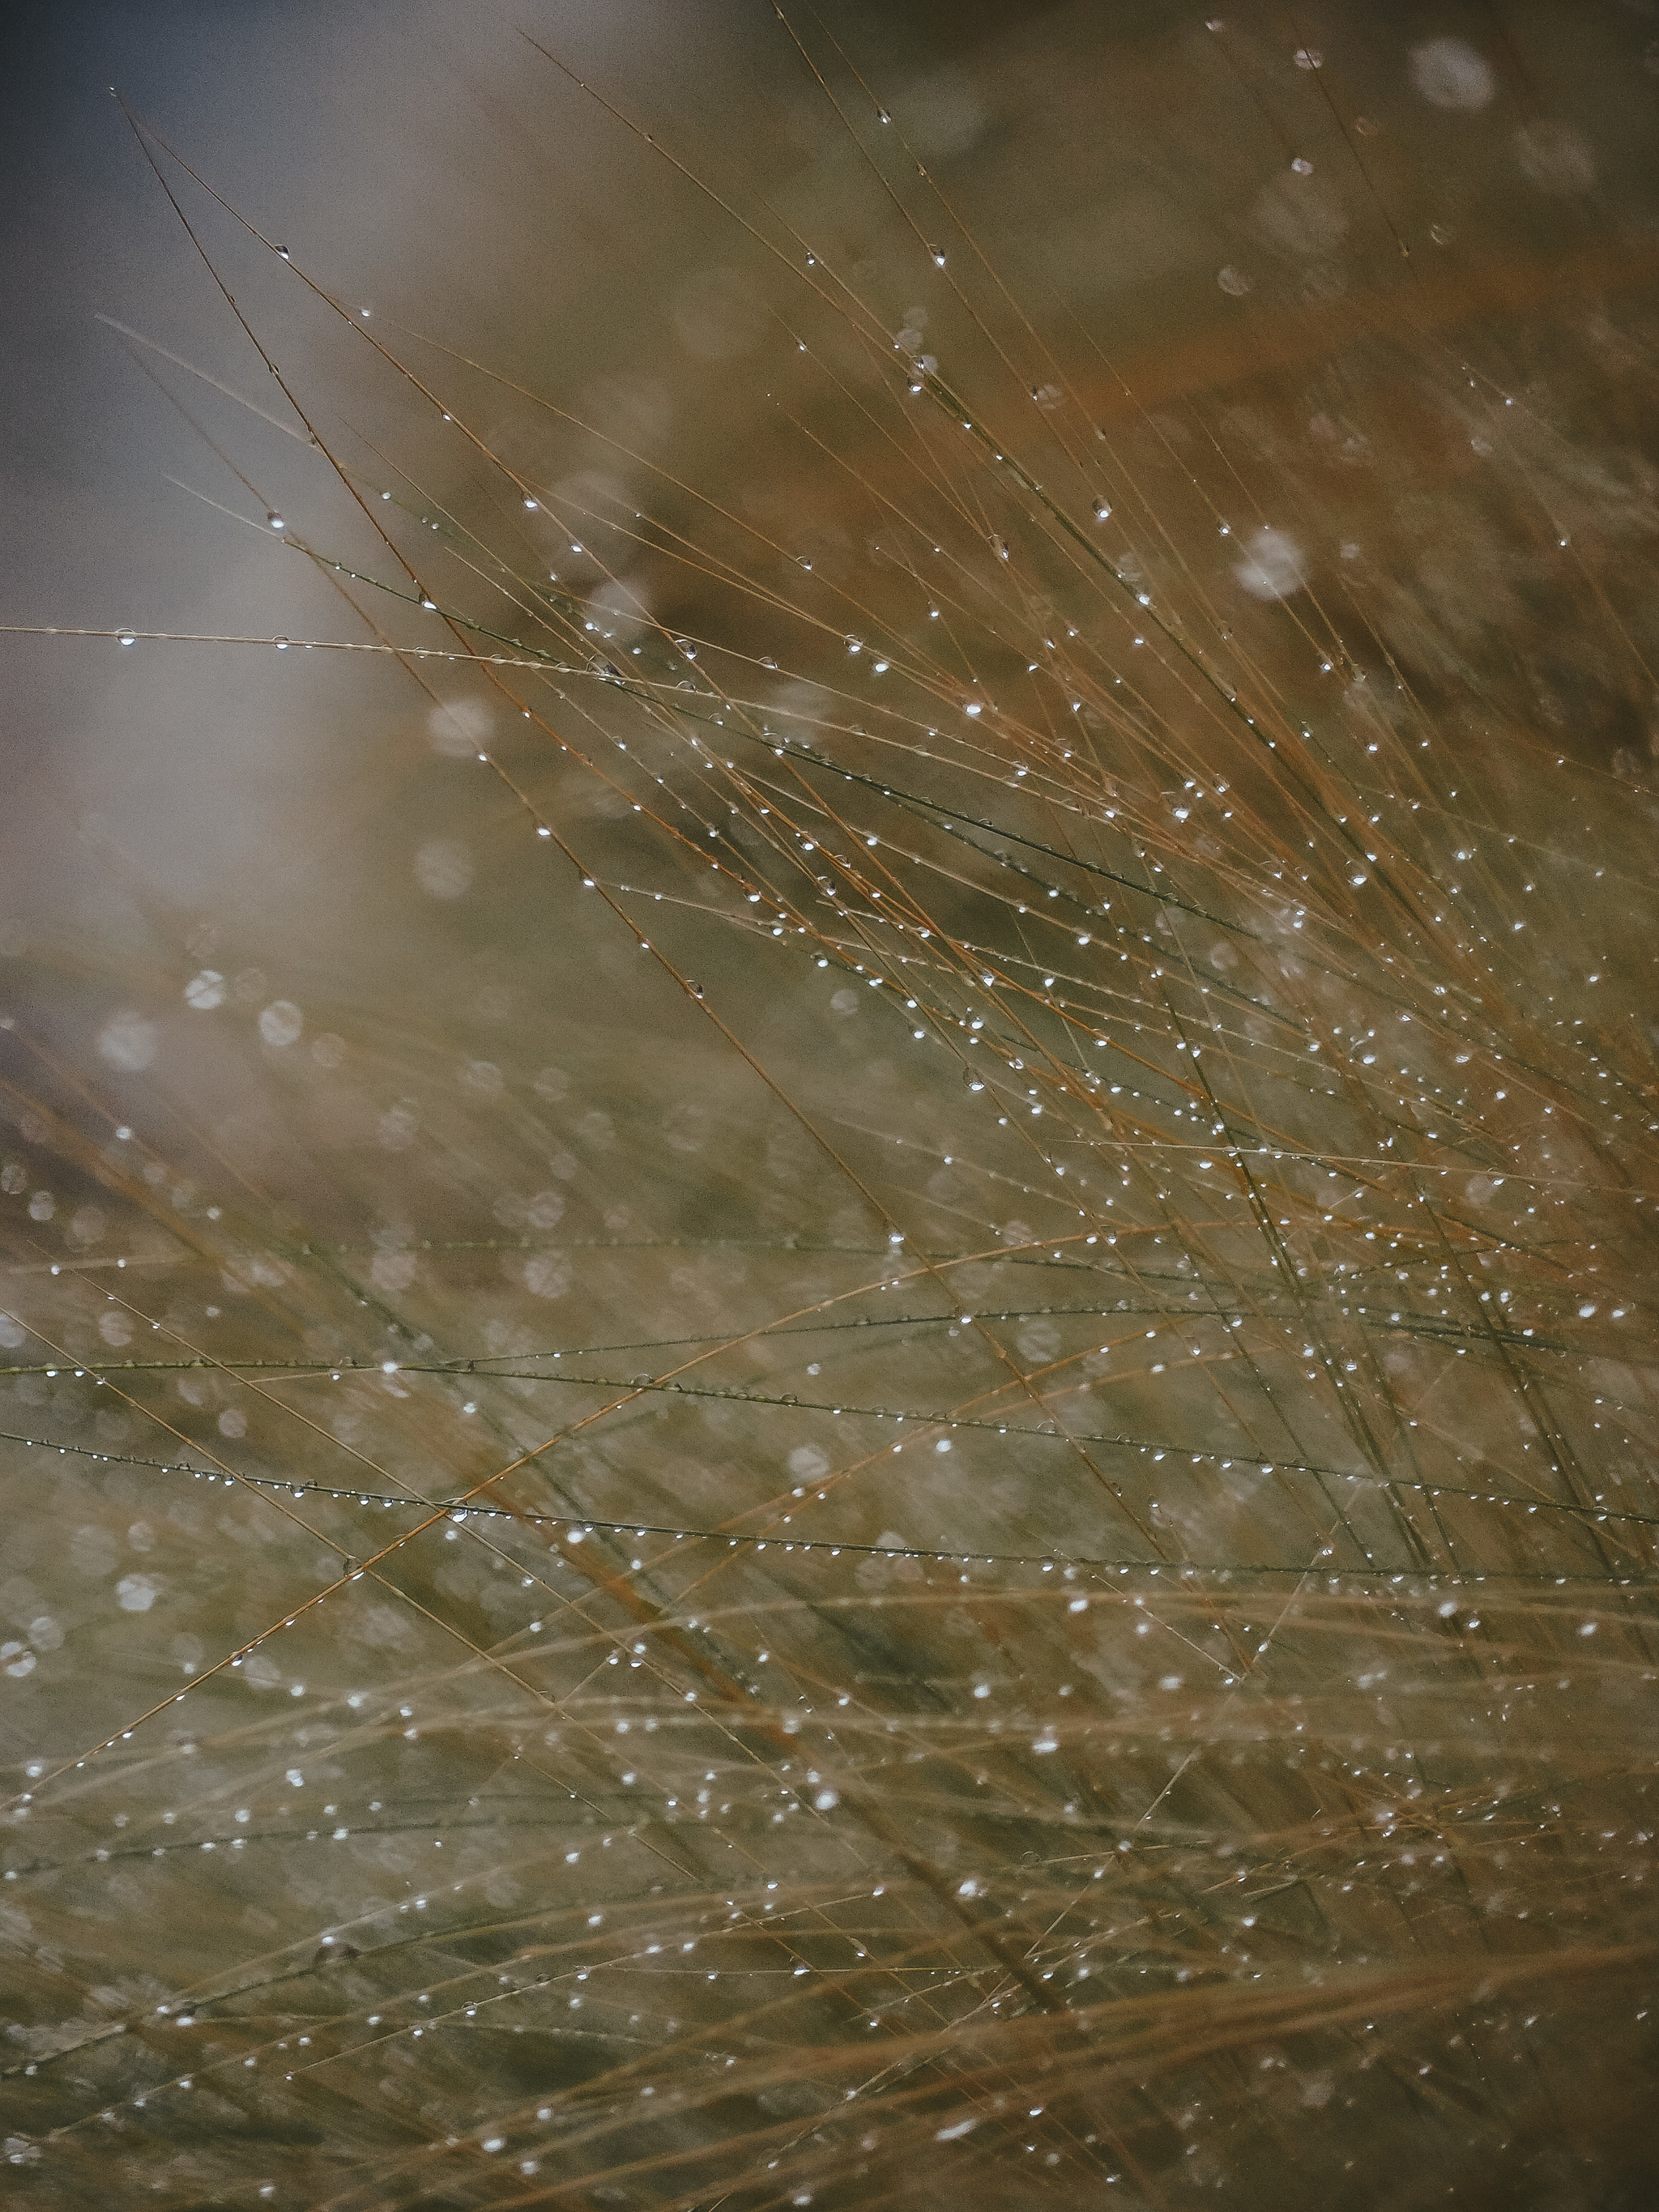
1 4 1656 2206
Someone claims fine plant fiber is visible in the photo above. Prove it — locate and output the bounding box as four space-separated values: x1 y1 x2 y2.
0 5 1656 2208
